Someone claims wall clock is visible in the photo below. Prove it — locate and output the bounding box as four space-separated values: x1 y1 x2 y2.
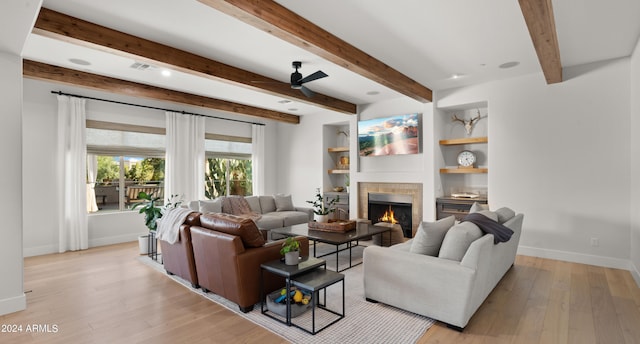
457 150 476 168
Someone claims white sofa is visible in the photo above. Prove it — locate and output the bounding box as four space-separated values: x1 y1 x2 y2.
363 208 523 330
188 195 313 230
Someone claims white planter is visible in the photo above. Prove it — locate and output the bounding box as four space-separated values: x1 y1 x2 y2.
314 214 329 223
138 235 149 255
284 251 300 265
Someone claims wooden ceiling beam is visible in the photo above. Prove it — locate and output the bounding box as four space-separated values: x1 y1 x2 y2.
32 8 356 114
199 0 433 102
518 0 562 84
23 60 300 124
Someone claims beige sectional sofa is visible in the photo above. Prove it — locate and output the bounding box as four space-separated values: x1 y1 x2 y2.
188 194 313 230
363 206 523 330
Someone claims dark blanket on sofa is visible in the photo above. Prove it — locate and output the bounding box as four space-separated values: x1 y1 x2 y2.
461 213 514 244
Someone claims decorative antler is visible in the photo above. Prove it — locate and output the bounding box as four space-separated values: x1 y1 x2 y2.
452 110 483 136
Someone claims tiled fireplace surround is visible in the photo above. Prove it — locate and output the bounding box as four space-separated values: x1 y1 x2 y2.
357 182 423 237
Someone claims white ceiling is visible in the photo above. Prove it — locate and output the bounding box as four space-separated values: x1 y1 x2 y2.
5 0 640 119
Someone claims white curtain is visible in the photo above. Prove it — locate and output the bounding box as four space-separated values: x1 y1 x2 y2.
57 95 89 252
165 112 205 203
86 154 99 213
252 124 265 196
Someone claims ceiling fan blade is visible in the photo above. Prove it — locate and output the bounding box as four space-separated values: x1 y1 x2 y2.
299 70 328 84
300 85 315 98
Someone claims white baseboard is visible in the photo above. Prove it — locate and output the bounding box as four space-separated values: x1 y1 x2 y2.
0 293 26 316
631 262 640 288
23 244 58 257
24 233 145 257
517 245 631 271
89 233 145 248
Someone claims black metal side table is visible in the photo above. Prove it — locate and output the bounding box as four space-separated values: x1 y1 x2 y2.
260 256 325 326
147 230 160 262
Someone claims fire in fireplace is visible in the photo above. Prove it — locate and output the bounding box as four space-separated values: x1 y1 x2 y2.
368 193 413 238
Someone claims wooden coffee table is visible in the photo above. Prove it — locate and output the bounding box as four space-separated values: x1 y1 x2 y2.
271 222 391 272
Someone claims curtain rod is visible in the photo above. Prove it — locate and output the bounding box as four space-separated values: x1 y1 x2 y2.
51 91 265 126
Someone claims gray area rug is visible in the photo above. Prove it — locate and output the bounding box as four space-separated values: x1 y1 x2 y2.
138 243 434 344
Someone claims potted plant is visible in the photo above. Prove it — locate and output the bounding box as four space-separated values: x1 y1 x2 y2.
133 192 182 254
345 175 350 193
280 237 301 265
306 188 339 223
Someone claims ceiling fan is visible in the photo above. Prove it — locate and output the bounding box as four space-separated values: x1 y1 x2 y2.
288 61 328 97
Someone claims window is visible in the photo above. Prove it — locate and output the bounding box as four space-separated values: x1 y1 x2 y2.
87 124 166 213
204 137 252 198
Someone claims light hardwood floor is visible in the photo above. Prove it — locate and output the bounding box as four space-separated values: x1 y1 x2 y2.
2 242 639 343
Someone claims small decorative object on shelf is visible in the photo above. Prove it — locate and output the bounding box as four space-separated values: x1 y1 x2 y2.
280 237 300 265
457 150 476 168
452 109 485 136
307 188 339 223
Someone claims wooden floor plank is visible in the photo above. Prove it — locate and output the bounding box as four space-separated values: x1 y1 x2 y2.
2 243 640 344
587 265 626 344
568 263 597 344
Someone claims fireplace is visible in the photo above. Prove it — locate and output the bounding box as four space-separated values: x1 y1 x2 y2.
368 193 413 238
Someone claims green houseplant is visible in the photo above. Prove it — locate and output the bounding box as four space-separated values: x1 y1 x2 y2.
132 192 182 254
306 188 339 223
280 237 301 265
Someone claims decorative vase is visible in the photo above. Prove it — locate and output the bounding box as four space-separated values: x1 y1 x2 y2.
284 251 299 265
314 214 329 223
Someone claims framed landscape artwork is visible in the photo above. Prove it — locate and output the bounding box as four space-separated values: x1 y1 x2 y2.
358 113 420 156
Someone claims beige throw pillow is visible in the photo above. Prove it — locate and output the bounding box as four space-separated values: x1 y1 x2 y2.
409 216 456 256
274 194 295 211
438 222 483 261
199 198 222 213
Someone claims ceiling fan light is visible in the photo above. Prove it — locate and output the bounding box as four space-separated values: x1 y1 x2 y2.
291 84 302 89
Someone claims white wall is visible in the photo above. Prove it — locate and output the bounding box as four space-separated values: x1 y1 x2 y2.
275 98 436 221
630 38 640 285
22 78 274 256
275 110 348 206
357 98 436 220
0 52 26 315
437 58 631 269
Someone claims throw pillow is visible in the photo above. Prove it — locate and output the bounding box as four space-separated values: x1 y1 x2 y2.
222 196 254 216
274 194 295 212
495 207 516 224
244 196 262 214
199 198 222 213
438 222 483 261
409 216 456 256
469 202 489 213
259 196 277 213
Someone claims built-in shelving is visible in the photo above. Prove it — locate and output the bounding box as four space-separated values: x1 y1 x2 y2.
439 168 488 174
439 136 488 145
327 169 350 174
327 147 349 153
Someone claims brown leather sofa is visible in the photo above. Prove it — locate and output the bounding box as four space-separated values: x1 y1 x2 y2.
190 213 309 312
158 212 202 288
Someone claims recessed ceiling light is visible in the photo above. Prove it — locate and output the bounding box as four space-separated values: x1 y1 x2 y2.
451 73 465 79
161 69 171 77
366 91 380 96
68 58 91 66
499 61 520 69
278 99 292 104
288 108 298 112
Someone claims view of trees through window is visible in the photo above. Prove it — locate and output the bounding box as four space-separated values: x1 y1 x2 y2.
205 158 252 199
93 156 165 211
